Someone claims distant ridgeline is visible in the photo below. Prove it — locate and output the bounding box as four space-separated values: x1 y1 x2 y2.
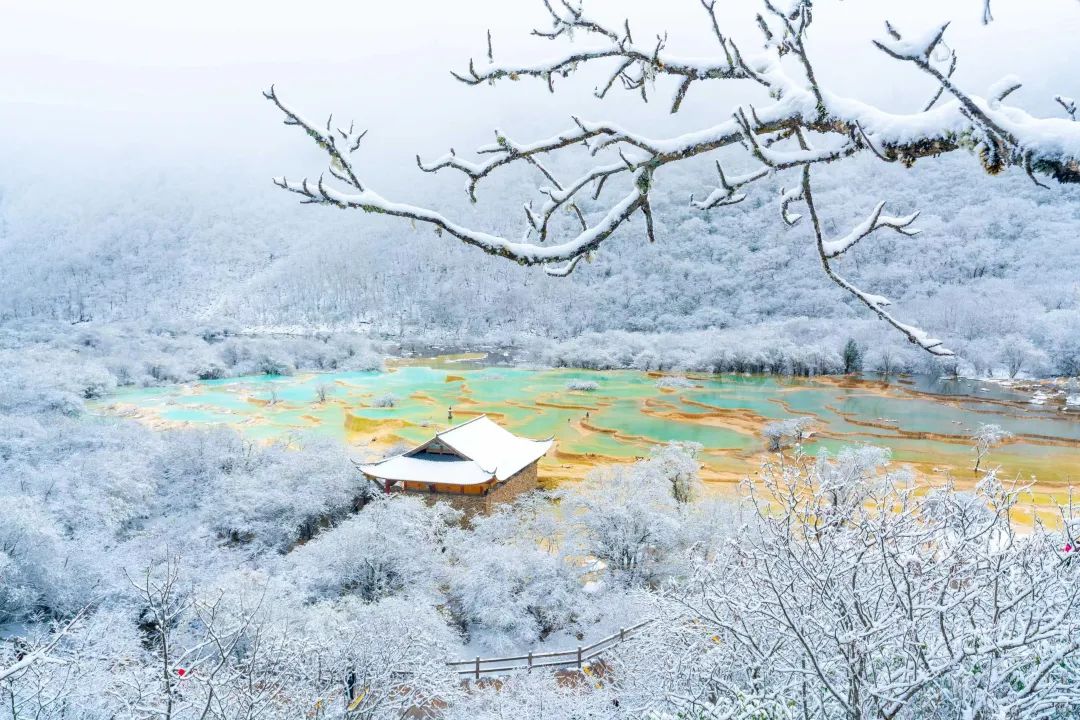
1 154 1078 376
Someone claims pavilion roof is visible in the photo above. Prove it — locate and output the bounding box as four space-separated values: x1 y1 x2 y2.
358 415 553 485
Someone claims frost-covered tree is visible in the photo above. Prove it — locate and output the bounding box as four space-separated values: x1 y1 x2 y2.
559 455 683 586
3 157 1078 374
266 0 1080 357
441 500 583 651
617 453 1080 719
281 597 461 720
999 333 1043 378
873 345 897 376
0 605 92 697
185 433 362 551
972 421 1013 472
644 441 703 505
372 392 398 408
287 495 457 602
0 496 71 621
762 415 813 451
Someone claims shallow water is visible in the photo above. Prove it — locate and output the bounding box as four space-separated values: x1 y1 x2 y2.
98 365 1080 515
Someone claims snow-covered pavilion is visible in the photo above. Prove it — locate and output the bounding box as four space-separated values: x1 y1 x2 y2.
358 415 553 506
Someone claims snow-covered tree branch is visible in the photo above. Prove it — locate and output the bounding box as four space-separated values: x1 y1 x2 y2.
0 604 91 684
266 1 1079 352
617 449 1080 718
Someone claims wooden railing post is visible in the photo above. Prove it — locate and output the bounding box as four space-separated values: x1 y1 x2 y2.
449 619 650 679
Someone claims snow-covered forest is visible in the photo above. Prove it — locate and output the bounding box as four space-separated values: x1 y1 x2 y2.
2 153 1079 377
4 0 1080 717
5 360 1080 717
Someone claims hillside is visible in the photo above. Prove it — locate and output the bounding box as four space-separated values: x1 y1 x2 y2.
2 153 1078 375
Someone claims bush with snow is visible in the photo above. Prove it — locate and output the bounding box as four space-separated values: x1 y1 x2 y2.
372 392 398 408
288 496 457 602
441 501 584 651
559 467 681 587
762 416 814 451
615 451 1080 719
655 375 695 390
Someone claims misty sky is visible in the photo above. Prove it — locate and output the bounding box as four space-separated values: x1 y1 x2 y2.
2 0 1078 197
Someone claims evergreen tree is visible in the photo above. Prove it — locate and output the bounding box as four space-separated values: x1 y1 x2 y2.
843 339 863 374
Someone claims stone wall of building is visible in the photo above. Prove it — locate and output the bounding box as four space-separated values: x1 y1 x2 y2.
485 462 540 507
411 492 488 516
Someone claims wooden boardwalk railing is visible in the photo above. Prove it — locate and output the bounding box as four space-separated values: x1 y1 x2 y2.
448 620 652 680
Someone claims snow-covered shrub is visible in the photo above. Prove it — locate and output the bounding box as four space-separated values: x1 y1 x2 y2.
443 539 580 651
0 350 87 415
442 502 583 651
145 356 188 384
566 379 599 391
207 436 361 551
372 392 398 408
254 353 294 376
971 423 1013 472
0 496 75 620
286 597 462 718
615 453 1080 720
655 375 694 390
559 465 681 587
288 496 457 602
644 442 703 504
762 416 814 451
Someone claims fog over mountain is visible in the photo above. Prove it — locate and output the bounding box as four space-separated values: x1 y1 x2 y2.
3 1 1079 377
3 151 1078 375
4 4 1080 718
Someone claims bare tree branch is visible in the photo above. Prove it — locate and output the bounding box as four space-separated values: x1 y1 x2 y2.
801 166 952 356
266 1 1080 355
1056 94 1078 121
0 604 94 683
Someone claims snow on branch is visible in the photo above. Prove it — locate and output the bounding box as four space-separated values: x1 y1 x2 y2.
873 21 950 63
690 163 769 210
264 85 652 271
801 166 951 356
820 201 919 259
1057 95 1078 122
451 0 758 110
871 21 1080 184
267 0 1080 352
0 604 94 683
779 186 804 226
988 74 1023 104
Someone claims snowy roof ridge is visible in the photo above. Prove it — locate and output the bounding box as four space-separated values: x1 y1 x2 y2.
405 416 498 473
358 449 485 469
439 413 555 445
435 413 490 437
358 453 495 485
437 416 553 481
359 415 553 485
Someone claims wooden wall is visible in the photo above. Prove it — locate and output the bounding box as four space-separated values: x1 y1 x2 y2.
369 461 541 515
